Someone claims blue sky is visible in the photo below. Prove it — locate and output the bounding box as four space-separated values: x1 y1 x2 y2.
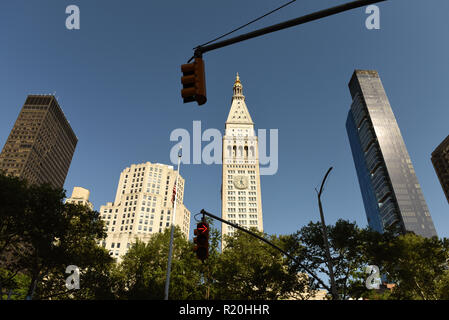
1 0 448 239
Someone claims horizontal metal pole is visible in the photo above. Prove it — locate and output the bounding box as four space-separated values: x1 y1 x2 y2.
196 0 387 55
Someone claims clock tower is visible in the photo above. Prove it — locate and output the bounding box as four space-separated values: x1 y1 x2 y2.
221 74 264 247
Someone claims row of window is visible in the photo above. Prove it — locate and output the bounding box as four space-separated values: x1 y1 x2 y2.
227 202 258 207
228 185 257 190
227 196 257 201
107 223 164 233
125 166 164 177
227 208 258 213
103 207 173 220
227 220 258 226
226 145 256 158
227 214 258 219
227 170 256 174
227 191 257 195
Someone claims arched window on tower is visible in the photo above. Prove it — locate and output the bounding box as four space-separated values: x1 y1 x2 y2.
227 145 232 158
244 146 248 158
250 146 255 158
238 146 243 158
232 146 236 157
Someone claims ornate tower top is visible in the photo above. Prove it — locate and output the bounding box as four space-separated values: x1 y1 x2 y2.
227 73 253 125
233 72 244 99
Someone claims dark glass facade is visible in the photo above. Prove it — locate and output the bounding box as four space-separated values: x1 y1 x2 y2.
431 134 449 204
346 70 437 238
0 95 77 189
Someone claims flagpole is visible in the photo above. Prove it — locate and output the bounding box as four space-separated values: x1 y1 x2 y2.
164 147 182 300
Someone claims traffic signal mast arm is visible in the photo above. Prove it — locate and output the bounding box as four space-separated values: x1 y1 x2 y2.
199 209 331 293
182 0 387 106
194 0 387 56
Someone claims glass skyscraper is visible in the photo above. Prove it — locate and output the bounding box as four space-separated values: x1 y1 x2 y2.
346 70 437 238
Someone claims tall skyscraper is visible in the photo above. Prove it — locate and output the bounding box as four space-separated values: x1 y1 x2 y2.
0 95 77 189
66 186 94 210
431 134 449 204
346 70 437 238
99 162 191 260
221 74 264 245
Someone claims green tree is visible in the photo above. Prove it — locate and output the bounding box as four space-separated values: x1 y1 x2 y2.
0 172 113 300
0 268 30 300
36 203 114 300
365 232 449 300
113 226 204 299
0 172 29 293
285 219 449 300
213 229 308 300
436 270 449 299
285 220 371 300
4 181 68 299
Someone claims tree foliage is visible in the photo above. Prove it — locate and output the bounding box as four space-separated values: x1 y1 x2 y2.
1 172 449 300
112 227 204 299
0 172 113 300
214 229 309 300
363 232 449 300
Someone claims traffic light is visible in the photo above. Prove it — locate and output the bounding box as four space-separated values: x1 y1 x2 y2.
181 57 207 106
193 220 209 261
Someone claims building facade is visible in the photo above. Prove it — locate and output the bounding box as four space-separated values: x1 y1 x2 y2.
66 186 94 210
346 70 437 238
221 74 264 245
431 134 449 204
0 95 77 189
99 162 190 260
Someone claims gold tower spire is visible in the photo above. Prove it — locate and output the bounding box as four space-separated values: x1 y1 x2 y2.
233 72 243 98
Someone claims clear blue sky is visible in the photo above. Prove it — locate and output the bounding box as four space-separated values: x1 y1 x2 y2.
1 0 448 239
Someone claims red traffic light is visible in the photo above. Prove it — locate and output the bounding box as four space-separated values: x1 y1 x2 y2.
197 222 208 234
193 221 209 261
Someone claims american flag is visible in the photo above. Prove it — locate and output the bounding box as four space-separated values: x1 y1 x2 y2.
172 147 182 205
171 181 177 204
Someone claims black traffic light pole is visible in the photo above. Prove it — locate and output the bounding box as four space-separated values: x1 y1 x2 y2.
200 209 332 294
194 0 387 57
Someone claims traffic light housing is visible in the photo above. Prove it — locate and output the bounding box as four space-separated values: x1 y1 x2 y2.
193 221 209 261
181 57 207 106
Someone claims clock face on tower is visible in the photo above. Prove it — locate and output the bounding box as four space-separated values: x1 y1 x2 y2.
233 175 248 189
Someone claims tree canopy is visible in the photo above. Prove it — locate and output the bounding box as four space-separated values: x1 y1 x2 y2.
1 171 448 300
